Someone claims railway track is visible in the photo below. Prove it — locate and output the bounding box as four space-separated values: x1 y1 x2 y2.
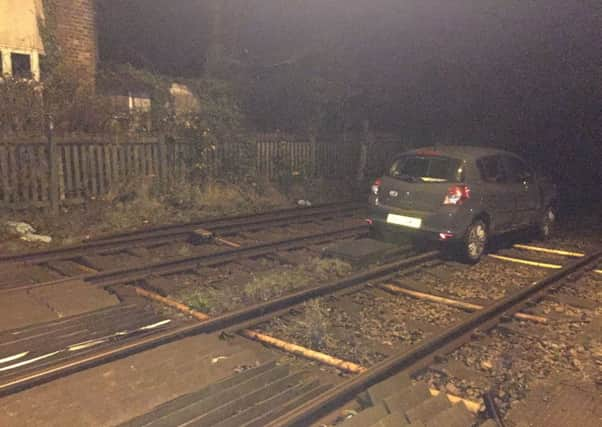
0 225 599 426
114 241 600 427
0 205 371 396
0 201 361 266
0 203 366 292
258 244 601 427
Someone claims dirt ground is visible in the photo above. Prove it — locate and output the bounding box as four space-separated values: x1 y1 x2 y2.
0 177 355 254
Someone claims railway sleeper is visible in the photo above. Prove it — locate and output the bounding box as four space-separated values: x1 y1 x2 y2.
340 374 477 427
119 360 330 427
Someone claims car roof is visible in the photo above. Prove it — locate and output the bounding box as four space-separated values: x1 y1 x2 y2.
402 145 518 160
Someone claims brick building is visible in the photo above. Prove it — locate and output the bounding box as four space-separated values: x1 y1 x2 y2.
52 0 98 80
0 0 98 81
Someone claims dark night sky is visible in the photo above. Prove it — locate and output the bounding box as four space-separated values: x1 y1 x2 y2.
98 0 601 202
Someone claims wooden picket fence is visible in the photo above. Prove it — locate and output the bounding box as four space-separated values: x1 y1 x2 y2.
0 135 193 209
0 133 403 210
206 135 365 179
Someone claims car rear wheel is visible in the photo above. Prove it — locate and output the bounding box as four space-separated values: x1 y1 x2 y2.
537 207 555 240
460 219 488 263
369 224 385 241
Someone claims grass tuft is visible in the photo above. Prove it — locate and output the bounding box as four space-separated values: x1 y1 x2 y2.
176 257 352 315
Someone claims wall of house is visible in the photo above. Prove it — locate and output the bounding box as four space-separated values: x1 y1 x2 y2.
0 0 44 52
52 0 98 81
0 0 97 81
0 0 44 79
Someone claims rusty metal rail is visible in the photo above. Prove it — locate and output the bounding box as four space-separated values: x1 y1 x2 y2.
267 250 602 427
1 224 368 293
0 201 361 265
0 250 437 397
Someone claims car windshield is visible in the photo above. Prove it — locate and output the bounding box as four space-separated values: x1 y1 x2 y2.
388 155 463 182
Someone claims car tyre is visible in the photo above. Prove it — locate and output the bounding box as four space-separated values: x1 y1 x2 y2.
460 219 488 264
537 206 555 240
369 224 385 241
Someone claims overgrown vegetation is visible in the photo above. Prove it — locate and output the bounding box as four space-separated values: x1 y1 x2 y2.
100 176 289 232
296 299 331 348
0 1 110 135
178 257 352 315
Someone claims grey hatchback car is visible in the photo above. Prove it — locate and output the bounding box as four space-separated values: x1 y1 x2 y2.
368 146 557 263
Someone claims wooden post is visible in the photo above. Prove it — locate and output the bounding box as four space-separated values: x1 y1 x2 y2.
47 116 59 214
158 134 168 189
356 120 374 195
309 133 317 178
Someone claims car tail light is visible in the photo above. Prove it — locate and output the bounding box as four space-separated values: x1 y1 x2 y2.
443 185 470 205
371 178 382 195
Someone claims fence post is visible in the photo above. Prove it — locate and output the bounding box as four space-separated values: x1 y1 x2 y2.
47 116 59 214
158 134 169 189
356 120 374 193
309 133 317 178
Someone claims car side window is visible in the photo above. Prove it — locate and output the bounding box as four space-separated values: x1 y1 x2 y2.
477 156 506 183
503 156 532 183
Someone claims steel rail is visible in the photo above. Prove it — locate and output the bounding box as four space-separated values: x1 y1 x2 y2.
267 250 602 427
91 201 359 243
0 251 438 397
0 225 368 293
0 201 361 264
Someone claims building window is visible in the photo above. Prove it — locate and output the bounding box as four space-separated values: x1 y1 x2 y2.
11 53 32 79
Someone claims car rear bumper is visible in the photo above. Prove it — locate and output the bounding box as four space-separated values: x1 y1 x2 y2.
368 204 472 241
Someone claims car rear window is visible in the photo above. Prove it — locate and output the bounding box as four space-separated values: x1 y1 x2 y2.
477 156 506 183
388 155 464 182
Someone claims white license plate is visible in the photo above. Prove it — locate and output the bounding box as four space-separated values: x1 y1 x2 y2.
386 213 422 229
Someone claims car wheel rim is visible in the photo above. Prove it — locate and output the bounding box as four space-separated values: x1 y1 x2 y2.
468 224 486 259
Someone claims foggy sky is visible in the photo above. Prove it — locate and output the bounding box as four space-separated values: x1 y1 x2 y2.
98 0 601 196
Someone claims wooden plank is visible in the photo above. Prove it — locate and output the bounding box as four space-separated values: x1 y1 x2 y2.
265 141 270 177
115 145 123 181
97 145 105 195
48 135 59 213
0 145 8 203
120 144 127 178
269 141 274 179
64 144 74 199
26 145 38 202
174 143 181 179
127 144 133 178
179 143 186 180
145 144 152 175
171 143 178 179
79 144 89 197
38 145 48 202
138 144 144 176
72 145 82 198
88 144 97 196
104 145 112 192
148 143 155 175
133 144 140 177
57 145 65 202
138 144 145 176
255 141 265 176
159 140 168 183
254 141 260 176
111 145 119 185
259 141 264 177
16 146 27 203
150 143 158 176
